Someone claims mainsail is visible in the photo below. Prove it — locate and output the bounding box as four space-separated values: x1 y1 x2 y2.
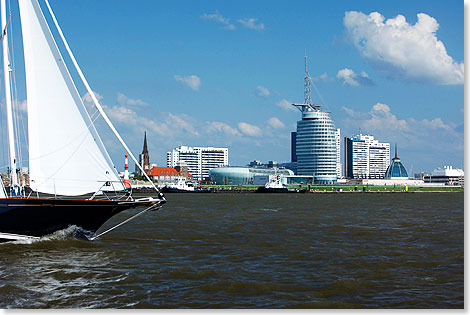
18 0 123 195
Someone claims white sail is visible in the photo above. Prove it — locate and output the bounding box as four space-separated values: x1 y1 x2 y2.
18 0 123 195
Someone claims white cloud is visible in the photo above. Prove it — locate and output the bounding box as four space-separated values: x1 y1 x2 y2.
167 113 199 136
337 68 374 86
341 102 463 153
206 121 241 136
255 85 270 97
117 92 148 107
267 117 285 129
344 11 464 85
201 11 236 30
238 17 264 31
174 75 201 91
276 99 296 112
312 72 334 82
238 122 262 137
82 91 103 104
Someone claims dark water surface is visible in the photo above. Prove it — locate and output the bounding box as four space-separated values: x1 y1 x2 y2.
0 192 464 308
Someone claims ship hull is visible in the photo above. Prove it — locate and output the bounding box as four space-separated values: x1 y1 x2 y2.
0 197 164 241
160 187 211 193
256 187 289 193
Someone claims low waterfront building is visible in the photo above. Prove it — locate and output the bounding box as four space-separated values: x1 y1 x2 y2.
167 145 228 181
209 166 294 185
146 166 179 182
424 166 464 186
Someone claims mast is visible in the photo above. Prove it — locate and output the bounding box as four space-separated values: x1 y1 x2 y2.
1 0 19 190
304 53 311 106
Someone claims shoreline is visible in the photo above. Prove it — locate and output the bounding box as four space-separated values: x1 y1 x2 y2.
133 188 463 194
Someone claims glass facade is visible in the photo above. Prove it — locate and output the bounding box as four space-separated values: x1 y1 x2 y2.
296 110 337 184
209 167 294 185
384 158 408 178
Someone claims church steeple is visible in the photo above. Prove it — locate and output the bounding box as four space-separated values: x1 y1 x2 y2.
136 131 151 175
142 131 148 154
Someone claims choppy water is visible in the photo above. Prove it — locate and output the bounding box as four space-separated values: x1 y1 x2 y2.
0 192 464 308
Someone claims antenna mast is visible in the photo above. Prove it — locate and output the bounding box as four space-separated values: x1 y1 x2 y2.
1 0 19 192
304 53 312 106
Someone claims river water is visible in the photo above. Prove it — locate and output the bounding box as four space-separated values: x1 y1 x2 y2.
0 192 464 308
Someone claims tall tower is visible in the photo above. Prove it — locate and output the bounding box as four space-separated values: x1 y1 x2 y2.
292 54 337 184
136 131 150 175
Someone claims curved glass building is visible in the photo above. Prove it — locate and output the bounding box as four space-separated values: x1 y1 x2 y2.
291 55 337 184
295 108 337 184
209 167 294 185
384 144 408 178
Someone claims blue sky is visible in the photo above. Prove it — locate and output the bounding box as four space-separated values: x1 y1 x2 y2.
3 0 465 174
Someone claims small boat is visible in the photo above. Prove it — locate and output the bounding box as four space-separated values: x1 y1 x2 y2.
161 178 211 193
256 175 289 193
0 0 165 242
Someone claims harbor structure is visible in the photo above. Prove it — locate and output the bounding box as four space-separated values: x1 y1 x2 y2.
292 55 338 184
167 145 228 181
344 134 390 179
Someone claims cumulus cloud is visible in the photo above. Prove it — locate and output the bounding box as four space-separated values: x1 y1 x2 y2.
201 10 236 30
255 85 270 97
267 117 285 129
238 17 264 31
174 75 201 91
337 68 374 86
341 102 463 152
344 11 464 85
276 99 296 112
117 93 148 107
206 121 241 136
238 122 262 137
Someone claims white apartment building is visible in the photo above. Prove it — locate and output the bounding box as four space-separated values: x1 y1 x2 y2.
335 128 342 178
167 146 229 181
344 134 390 179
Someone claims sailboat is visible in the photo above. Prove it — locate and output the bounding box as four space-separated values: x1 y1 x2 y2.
0 0 165 242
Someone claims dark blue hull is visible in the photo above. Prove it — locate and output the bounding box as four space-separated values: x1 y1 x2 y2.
0 197 162 239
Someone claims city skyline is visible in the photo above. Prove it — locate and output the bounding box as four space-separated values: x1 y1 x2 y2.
0 0 463 174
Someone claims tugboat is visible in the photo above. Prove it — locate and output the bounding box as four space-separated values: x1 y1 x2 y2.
161 178 210 193
256 175 289 193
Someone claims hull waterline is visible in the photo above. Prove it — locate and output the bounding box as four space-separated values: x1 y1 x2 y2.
0 197 164 241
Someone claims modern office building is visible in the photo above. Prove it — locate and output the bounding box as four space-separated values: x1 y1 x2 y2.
209 166 294 185
291 131 297 163
292 55 337 184
167 145 228 181
344 134 390 179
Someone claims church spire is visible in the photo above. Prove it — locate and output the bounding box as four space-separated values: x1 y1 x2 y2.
142 131 148 154
136 131 150 175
